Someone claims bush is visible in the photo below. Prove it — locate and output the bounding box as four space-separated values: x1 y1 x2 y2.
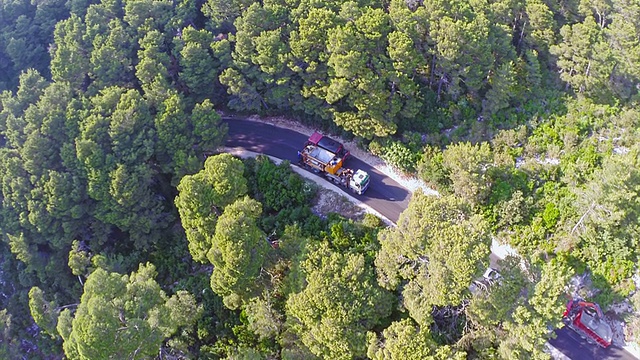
261 206 324 237
326 218 380 260
251 156 316 212
369 138 421 173
417 145 450 191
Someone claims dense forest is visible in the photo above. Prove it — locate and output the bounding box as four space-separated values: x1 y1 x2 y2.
1 0 640 358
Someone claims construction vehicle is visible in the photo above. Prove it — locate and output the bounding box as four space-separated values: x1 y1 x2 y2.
298 132 370 195
562 299 612 348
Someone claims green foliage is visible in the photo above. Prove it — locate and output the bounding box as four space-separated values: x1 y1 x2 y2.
286 241 394 359
367 318 464 360
417 145 451 191
61 263 202 359
51 14 91 89
484 167 535 229
177 27 218 102
208 196 269 310
191 99 228 156
376 192 491 326
467 257 572 358
175 154 247 263
244 295 282 341
369 138 421 173
252 156 315 212
327 218 380 259
550 16 615 101
0 309 20 359
442 142 494 207
570 146 640 288
541 203 560 229
171 272 241 359
3 0 640 358
68 240 91 277
28 287 59 339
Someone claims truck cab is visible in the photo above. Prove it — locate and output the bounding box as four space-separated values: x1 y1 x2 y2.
349 169 370 195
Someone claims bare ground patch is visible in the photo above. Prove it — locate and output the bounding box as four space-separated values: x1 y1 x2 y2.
311 190 366 222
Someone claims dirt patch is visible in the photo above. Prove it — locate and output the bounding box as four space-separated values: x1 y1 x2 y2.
311 190 366 222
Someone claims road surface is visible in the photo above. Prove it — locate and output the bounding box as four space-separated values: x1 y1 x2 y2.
224 118 637 360
224 118 411 223
550 328 636 360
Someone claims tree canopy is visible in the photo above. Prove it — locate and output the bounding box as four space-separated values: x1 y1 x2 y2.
2 0 640 357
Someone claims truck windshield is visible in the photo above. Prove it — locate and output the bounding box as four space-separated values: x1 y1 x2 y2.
358 174 369 186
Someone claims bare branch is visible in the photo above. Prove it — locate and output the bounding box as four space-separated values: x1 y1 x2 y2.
571 201 595 235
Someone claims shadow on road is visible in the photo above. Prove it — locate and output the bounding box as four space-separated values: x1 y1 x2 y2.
549 328 638 360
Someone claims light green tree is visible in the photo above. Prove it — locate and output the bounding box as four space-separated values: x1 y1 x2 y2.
60 263 201 360
28 287 59 338
367 318 465 360
442 142 494 207
50 14 91 89
376 192 491 327
244 294 282 340
175 154 247 262
286 241 394 359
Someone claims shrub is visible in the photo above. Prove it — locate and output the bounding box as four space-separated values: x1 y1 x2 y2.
417 145 450 191
369 138 421 173
252 156 316 212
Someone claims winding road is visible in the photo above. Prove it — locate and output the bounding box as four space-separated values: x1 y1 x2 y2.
224 118 411 223
224 118 637 360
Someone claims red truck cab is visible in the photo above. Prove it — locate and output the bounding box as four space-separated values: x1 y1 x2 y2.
307 132 349 161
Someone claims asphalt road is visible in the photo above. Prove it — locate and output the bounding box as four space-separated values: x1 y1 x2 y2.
224 118 637 360
224 118 411 223
550 328 637 360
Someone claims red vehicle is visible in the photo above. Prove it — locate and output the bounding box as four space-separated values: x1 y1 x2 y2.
306 132 350 161
562 299 613 348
